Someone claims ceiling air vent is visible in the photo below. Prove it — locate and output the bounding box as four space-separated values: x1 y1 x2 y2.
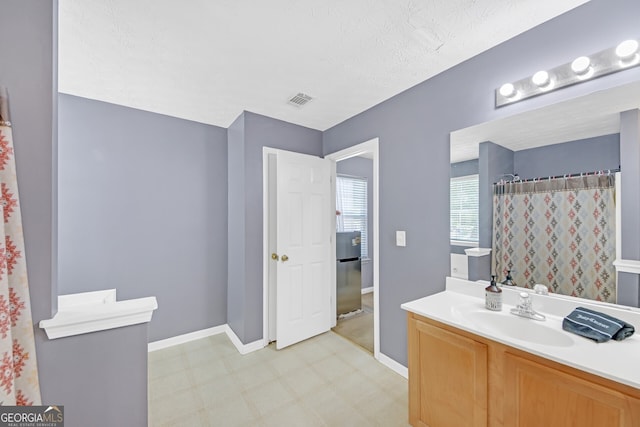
287 92 313 107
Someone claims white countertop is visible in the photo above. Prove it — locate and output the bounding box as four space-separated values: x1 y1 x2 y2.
401 277 640 390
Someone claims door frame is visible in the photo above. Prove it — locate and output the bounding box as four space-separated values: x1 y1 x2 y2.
263 148 278 345
326 138 380 359
262 139 379 358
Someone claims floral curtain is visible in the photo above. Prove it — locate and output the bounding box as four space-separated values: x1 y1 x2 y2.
491 174 616 303
0 87 41 405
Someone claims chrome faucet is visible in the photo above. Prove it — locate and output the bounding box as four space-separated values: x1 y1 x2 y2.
510 292 546 321
533 284 549 295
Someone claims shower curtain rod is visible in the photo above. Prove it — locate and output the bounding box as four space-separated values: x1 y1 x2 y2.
494 167 621 184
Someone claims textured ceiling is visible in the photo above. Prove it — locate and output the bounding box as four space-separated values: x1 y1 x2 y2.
58 0 588 131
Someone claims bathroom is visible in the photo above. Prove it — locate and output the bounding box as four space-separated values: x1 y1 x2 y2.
2 1 640 425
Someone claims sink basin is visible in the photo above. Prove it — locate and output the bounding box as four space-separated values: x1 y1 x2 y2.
453 307 575 347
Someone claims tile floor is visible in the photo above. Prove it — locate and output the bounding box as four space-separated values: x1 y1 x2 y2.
332 292 374 353
148 331 409 427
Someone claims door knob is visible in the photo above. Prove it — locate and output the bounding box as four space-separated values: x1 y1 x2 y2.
281 255 289 262
271 253 279 261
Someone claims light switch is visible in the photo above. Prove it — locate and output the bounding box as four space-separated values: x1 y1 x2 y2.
396 230 406 247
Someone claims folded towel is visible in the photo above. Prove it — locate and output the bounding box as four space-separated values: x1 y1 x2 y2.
562 307 635 343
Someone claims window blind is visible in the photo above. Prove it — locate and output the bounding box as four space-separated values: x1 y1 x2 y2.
336 174 368 258
450 174 479 245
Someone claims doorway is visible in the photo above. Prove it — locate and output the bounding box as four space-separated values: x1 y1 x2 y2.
331 157 374 353
261 139 380 358
326 138 380 358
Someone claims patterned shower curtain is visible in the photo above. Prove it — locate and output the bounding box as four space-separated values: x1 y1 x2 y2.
492 174 616 303
0 87 41 405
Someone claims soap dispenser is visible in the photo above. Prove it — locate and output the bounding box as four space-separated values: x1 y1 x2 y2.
501 270 517 287
485 275 502 311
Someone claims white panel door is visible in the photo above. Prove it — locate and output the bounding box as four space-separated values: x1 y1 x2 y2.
276 150 331 349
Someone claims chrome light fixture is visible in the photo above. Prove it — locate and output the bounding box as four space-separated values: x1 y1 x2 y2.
496 38 640 107
531 70 553 90
616 39 639 66
571 56 592 79
499 83 517 98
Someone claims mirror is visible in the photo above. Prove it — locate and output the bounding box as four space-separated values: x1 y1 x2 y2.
450 81 640 305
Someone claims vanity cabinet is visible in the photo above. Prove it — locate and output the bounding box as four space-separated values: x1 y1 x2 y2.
408 318 487 427
504 353 639 426
408 312 640 427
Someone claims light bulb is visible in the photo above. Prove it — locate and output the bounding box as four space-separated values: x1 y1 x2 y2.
499 83 516 98
532 70 550 87
616 39 639 59
571 56 591 75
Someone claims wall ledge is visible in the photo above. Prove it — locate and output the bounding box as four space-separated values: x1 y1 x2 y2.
465 247 492 257
39 289 158 339
614 259 640 275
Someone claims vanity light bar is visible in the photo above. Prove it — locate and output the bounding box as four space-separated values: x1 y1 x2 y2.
496 38 640 107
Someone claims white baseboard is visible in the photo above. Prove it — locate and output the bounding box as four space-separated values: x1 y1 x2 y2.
361 286 374 294
224 325 265 355
148 325 226 352
149 325 406 377
148 324 264 355
377 352 408 379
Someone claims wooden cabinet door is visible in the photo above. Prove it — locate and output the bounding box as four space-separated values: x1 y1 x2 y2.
504 353 640 427
408 317 488 427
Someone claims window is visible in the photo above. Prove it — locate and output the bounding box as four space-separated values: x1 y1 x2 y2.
450 174 479 245
336 174 368 258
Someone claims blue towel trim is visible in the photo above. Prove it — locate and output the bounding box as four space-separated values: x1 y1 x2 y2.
574 307 624 329
564 317 614 338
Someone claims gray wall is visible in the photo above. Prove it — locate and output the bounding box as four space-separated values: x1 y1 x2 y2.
337 156 374 289
0 0 57 323
450 159 479 179
323 0 640 366
227 113 246 342
41 324 149 427
479 142 515 249
227 111 323 343
58 94 228 342
619 110 640 307
514 133 620 179
2 2 149 426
